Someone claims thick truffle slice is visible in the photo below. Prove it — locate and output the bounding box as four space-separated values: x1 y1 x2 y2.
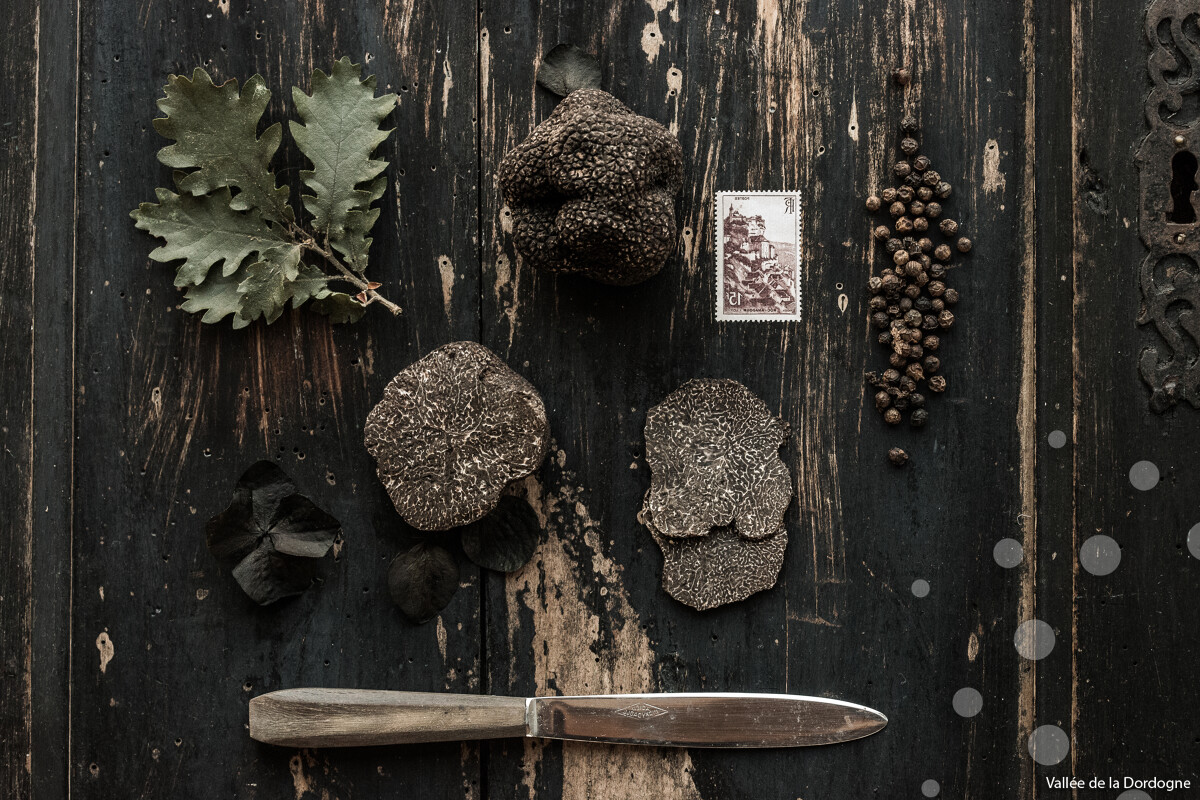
364 342 550 530
644 379 792 541
644 505 788 611
498 88 683 285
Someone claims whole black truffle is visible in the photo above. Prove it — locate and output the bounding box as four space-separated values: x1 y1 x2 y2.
498 88 683 285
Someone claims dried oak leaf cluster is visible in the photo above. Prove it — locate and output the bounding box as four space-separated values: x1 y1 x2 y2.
640 379 793 610
365 342 549 622
864 115 972 462
498 46 683 286
206 461 342 605
131 59 399 327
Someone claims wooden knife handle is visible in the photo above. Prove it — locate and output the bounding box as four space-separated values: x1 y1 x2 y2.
249 688 528 748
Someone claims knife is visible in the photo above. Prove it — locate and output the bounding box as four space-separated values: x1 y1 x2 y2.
249 689 887 749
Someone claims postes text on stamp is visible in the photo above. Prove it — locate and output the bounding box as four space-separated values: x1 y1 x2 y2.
715 191 802 321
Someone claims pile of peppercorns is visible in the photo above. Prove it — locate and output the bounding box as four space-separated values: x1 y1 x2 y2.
864 114 971 465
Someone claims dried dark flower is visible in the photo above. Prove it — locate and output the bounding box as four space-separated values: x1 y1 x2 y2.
644 379 792 542
365 341 550 530
388 542 460 623
458 494 541 573
206 461 341 605
498 88 683 285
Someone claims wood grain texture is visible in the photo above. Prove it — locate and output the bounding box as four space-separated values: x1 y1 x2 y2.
4 0 1199 797
249 689 527 747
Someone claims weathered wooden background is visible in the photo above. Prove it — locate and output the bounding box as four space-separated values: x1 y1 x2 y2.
4 0 1199 797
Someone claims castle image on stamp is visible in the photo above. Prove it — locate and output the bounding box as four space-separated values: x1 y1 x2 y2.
715 191 802 321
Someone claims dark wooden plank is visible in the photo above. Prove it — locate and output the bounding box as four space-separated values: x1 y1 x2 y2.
68 1 480 797
1054 0 1200 785
27 0 81 797
0 0 44 796
479 1 1030 797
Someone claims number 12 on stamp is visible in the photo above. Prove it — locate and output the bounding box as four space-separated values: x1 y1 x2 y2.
715 191 803 321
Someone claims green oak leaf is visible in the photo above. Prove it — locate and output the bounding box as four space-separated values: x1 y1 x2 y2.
290 58 396 271
181 265 253 329
130 187 290 286
310 291 368 324
154 68 294 224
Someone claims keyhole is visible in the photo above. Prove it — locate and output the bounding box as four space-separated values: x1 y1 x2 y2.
1168 150 1198 224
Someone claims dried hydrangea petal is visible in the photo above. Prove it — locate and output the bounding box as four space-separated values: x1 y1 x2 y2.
459 495 541 573
388 542 460 624
364 342 550 531
644 378 792 541
230 539 321 606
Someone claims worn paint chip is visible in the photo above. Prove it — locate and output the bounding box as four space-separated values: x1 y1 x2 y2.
96 631 114 674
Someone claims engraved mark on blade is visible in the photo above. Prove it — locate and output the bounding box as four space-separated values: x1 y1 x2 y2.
615 702 669 720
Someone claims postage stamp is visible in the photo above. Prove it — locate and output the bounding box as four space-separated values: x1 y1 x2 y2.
715 191 802 321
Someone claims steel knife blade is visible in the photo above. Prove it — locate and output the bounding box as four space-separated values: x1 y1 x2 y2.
249 689 887 749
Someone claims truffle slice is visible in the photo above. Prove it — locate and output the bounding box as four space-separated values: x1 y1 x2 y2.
364 342 550 530
643 502 788 611
644 379 792 541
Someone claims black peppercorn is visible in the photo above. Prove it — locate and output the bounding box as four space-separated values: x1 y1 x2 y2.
915 296 933 312
910 392 926 407
917 237 933 253
905 363 925 382
865 195 882 212
895 217 914 234
872 311 891 329
881 187 898 203
909 344 924 360
913 155 931 172
884 408 902 425
894 161 912 178
909 200 926 217
934 244 952 262
904 309 923 327
898 376 917 393
918 254 932 269
874 225 892 241
894 68 912 87
925 202 942 219
931 298 945 312
890 201 906 217
868 276 883 293
878 330 893 345
905 173 923 188
888 447 909 466
883 368 901 383
935 181 952 199
928 280 946 297
893 393 911 410
914 270 930 287
922 170 941 187
893 250 910 267
923 335 940 351
917 186 934 202
900 136 919 155
922 314 939 330
910 409 929 427
903 284 921 300
886 238 903 253
928 263 946 279
881 273 903 294
875 390 892 410
957 237 973 253
943 287 959 305
913 217 929 233
899 297 913 311
887 304 901 317
901 115 919 133
940 218 959 237
888 351 907 368
897 186 915 203
869 295 888 311
923 355 941 373
928 375 947 393
937 310 955 328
